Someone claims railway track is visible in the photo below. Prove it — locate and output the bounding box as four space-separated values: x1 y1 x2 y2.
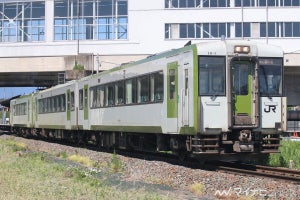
215 162 300 183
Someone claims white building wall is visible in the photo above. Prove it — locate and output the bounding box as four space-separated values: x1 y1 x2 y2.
0 1 299 68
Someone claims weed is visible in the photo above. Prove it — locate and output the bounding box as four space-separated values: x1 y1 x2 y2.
189 182 205 195
108 150 124 173
68 154 94 167
0 137 167 200
0 138 27 152
269 140 300 169
56 151 68 159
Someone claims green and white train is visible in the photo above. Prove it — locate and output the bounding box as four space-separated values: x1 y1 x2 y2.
10 40 286 160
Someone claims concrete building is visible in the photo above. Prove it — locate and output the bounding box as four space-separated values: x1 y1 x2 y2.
0 0 300 106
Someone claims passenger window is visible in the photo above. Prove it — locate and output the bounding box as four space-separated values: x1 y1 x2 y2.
38 99 42 113
90 87 95 108
98 86 105 107
125 78 137 104
137 75 150 103
115 81 124 105
61 94 66 112
106 84 114 106
150 71 164 102
51 97 55 112
53 97 57 112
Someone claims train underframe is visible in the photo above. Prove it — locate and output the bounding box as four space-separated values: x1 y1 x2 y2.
11 126 281 162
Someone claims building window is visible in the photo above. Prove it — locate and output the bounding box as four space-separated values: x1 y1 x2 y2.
165 0 230 8
54 0 128 41
0 1 45 43
166 22 300 40
260 22 300 38
166 23 230 39
235 23 250 37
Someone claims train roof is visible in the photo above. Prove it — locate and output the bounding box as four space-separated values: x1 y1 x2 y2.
78 40 283 83
30 40 284 95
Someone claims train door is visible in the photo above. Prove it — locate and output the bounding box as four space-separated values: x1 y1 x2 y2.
166 62 178 133
231 61 256 126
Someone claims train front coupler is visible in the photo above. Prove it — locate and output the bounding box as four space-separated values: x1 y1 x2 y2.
233 129 254 152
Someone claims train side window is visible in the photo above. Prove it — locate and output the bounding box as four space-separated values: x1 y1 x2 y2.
150 71 164 102
53 96 57 112
51 97 55 112
90 87 95 108
137 75 150 103
38 99 42 113
115 81 124 105
55 96 59 112
44 98 48 113
99 86 105 107
125 78 137 104
105 84 115 106
61 94 66 112
79 89 83 110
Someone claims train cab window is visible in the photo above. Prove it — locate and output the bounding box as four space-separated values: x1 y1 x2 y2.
125 78 137 104
199 56 225 96
137 75 150 103
115 81 124 105
150 71 164 102
79 89 83 110
105 84 115 106
258 58 283 96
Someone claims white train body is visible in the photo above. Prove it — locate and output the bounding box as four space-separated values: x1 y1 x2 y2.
10 40 286 156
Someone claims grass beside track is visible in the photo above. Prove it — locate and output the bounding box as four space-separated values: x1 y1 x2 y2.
0 137 167 200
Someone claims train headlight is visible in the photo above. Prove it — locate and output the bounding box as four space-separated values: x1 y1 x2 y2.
234 45 250 54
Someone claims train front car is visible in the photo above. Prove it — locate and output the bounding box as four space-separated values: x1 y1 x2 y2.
188 40 286 158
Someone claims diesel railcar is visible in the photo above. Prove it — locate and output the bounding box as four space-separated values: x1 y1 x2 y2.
10 40 286 160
